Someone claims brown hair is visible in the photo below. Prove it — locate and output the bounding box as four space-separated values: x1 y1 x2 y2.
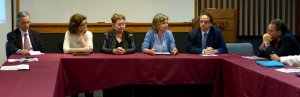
68 13 87 34
111 13 126 23
152 13 168 31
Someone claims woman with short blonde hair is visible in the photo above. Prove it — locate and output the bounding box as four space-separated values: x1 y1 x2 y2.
142 13 178 55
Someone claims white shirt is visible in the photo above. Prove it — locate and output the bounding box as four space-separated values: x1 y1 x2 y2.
63 30 93 53
280 55 300 66
19 28 33 50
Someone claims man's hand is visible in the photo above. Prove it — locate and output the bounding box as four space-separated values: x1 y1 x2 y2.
204 47 215 55
20 49 30 55
263 33 272 46
270 54 280 61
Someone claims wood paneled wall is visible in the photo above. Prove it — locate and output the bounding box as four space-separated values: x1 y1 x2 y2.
29 22 193 33
195 0 300 36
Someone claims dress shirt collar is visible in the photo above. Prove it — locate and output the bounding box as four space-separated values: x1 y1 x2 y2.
19 28 29 36
201 28 210 36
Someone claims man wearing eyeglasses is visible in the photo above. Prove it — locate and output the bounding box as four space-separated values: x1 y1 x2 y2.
186 12 227 55
6 11 45 57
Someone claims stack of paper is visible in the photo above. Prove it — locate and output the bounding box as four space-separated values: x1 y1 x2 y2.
241 56 265 59
275 68 300 73
0 64 29 70
8 58 38 63
154 52 171 55
200 54 218 56
29 51 44 55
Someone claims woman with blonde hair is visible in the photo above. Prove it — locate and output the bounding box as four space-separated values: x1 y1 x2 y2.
101 13 136 54
142 13 178 55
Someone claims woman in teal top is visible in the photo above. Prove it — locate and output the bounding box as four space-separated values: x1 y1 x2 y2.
142 13 178 55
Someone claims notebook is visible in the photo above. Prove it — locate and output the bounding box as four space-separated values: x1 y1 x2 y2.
256 60 284 67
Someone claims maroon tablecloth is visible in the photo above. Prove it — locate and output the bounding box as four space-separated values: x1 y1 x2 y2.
1 53 300 97
57 53 222 96
221 58 300 97
0 54 62 97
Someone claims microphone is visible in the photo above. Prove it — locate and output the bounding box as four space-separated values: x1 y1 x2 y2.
104 33 109 39
128 33 134 42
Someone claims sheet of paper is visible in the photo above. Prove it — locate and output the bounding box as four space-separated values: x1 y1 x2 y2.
154 52 171 55
275 68 300 73
8 58 38 63
7 59 22 62
0 64 29 70
200 54 218 56
241 56 265 59
29 51 44 55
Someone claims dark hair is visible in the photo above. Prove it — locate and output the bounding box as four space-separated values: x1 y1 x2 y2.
199 12 214 23
270 19 289 34
68 14 87 34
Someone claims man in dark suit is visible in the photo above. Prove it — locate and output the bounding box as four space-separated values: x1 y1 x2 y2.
186 12 227 54
6 11 45 57
258 19 300 58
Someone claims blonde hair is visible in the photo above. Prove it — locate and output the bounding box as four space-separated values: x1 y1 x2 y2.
152 13 168 31
111 13 126 23
68 13 86 34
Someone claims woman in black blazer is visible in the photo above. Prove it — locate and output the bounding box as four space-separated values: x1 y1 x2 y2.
101 13 136 54
101 13 136 97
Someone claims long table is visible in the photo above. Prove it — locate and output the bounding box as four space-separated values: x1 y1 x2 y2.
1 53 300 97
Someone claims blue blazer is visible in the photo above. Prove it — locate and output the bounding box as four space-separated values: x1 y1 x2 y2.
6 29 45 57
186 27 227 54
142 29 176 53
258 32 300 58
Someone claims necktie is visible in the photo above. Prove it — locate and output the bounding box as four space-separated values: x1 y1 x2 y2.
23 33 30 50
202 32 208 49
274 40 279 50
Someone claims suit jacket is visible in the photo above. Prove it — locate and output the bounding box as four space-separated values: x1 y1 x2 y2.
6 28 45 57
101 30 136 54
186 27 228 54
258 32 300 58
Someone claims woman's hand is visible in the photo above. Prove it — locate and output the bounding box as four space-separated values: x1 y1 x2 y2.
172 47 178 55
144 48 156 55
113 47 126 55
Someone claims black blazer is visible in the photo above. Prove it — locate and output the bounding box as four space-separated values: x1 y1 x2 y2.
258 32 300 58
101 30 136 54
186 27 228 54
6 28 45 57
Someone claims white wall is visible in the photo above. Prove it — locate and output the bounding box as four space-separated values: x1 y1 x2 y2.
20 0 194 23
0 0 12 65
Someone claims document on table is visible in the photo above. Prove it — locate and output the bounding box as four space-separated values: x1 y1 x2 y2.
200 54 218 56
241 56 265 59
154 52 171 55
29 51 44 55
8 58 38 63
275 68 300 73
0 64 30 70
